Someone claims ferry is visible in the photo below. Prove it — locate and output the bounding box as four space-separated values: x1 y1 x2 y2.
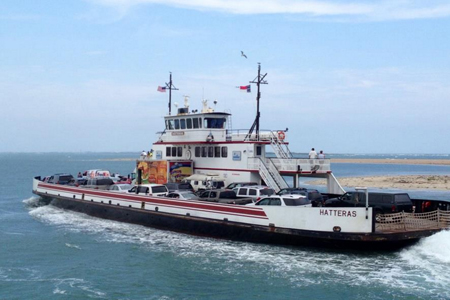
32 65 450 250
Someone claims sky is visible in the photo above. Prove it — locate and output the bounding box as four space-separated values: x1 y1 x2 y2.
1 0 449 154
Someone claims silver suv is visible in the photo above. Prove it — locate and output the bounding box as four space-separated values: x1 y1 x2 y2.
233 185 275 202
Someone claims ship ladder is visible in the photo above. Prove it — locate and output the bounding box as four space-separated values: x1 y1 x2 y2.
270 131 293 159
258 158 289 192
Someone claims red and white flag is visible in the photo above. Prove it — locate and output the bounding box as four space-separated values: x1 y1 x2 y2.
237 85 251 93
157 86 167 92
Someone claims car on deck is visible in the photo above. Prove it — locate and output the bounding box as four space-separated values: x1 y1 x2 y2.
250 195 311 206
277 188 325 207
109 184 133 193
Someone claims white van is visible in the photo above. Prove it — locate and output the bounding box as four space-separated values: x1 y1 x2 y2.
183 174 226 192
128 184 169 196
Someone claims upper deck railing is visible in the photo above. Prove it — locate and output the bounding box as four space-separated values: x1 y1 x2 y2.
226 129 285 142
247 157 331 174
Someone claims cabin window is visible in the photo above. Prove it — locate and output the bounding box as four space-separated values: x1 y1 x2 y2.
204 118 226 129
221 147 228 158
208 146 214 157
180 119 186 129
193 118 199 128
177 147 182 157
187 118 192 129
171 147 177 157
195 146 200 157
166 147 171 157
214 146 221 158
198 118 202 128
174 119 180 130
201 146 207 157
249 189 257 196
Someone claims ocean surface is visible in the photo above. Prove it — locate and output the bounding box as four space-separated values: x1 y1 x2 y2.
1 152 450 299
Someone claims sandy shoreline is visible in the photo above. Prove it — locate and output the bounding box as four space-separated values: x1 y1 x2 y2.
331 158 450 165
308 175 450 191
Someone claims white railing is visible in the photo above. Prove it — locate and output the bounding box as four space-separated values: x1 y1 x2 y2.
226 129 283 142
269 158 331 173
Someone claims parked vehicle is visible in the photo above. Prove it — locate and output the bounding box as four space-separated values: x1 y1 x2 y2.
84 169 111 179
324 191 414 221
197 189 253 205
84 178 115 190
251 195 311 206
233 185 275 202
109 184 133 193
128 184 169 196
225 182 258 189
277 188 325 207
47 173 74 185
183 174 226 191
166 191 199 200
165 182 194 192
67 178 87 187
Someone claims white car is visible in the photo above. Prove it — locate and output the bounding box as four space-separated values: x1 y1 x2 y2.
109 184 133 193
166 191 199 200
248 195 311 206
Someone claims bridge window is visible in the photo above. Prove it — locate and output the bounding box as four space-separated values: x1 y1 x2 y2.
187 118 192 129
204 118 226 129
193 117 202 129
174 119 180 130
166 119 174 130
180 119 186 129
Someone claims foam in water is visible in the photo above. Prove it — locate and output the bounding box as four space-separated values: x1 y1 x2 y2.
27 201 450 298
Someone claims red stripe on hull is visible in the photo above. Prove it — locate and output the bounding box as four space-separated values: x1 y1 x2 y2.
38 183 268 219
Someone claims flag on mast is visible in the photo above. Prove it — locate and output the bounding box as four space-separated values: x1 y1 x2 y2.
237 85 251 93
157 86 167 92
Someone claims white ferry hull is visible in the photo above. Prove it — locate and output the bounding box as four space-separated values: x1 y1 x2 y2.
32 179 439 250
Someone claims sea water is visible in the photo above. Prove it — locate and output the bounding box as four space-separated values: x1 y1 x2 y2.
1 153 450 299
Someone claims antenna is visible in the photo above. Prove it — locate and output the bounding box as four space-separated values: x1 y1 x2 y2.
245 63 268 141
165 72 179 115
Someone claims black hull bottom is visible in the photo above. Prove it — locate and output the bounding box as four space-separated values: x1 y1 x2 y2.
35 193 440 251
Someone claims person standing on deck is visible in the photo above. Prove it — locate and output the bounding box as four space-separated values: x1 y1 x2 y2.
318 150 325 159
309 148 317 159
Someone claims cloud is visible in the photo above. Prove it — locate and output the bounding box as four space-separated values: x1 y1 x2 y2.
87 0 450 21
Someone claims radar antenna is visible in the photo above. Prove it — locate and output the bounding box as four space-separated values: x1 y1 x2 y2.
245 63 268 141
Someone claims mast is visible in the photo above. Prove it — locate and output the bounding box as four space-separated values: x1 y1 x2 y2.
245 63 268 141
166 72 179 115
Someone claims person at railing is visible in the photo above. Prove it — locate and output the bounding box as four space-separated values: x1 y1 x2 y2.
309 148 317 159
318 150 325 163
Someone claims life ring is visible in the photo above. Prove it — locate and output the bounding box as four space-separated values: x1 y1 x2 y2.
278 131 285 141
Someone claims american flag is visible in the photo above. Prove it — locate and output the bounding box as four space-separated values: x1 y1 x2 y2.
157 86 167 92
